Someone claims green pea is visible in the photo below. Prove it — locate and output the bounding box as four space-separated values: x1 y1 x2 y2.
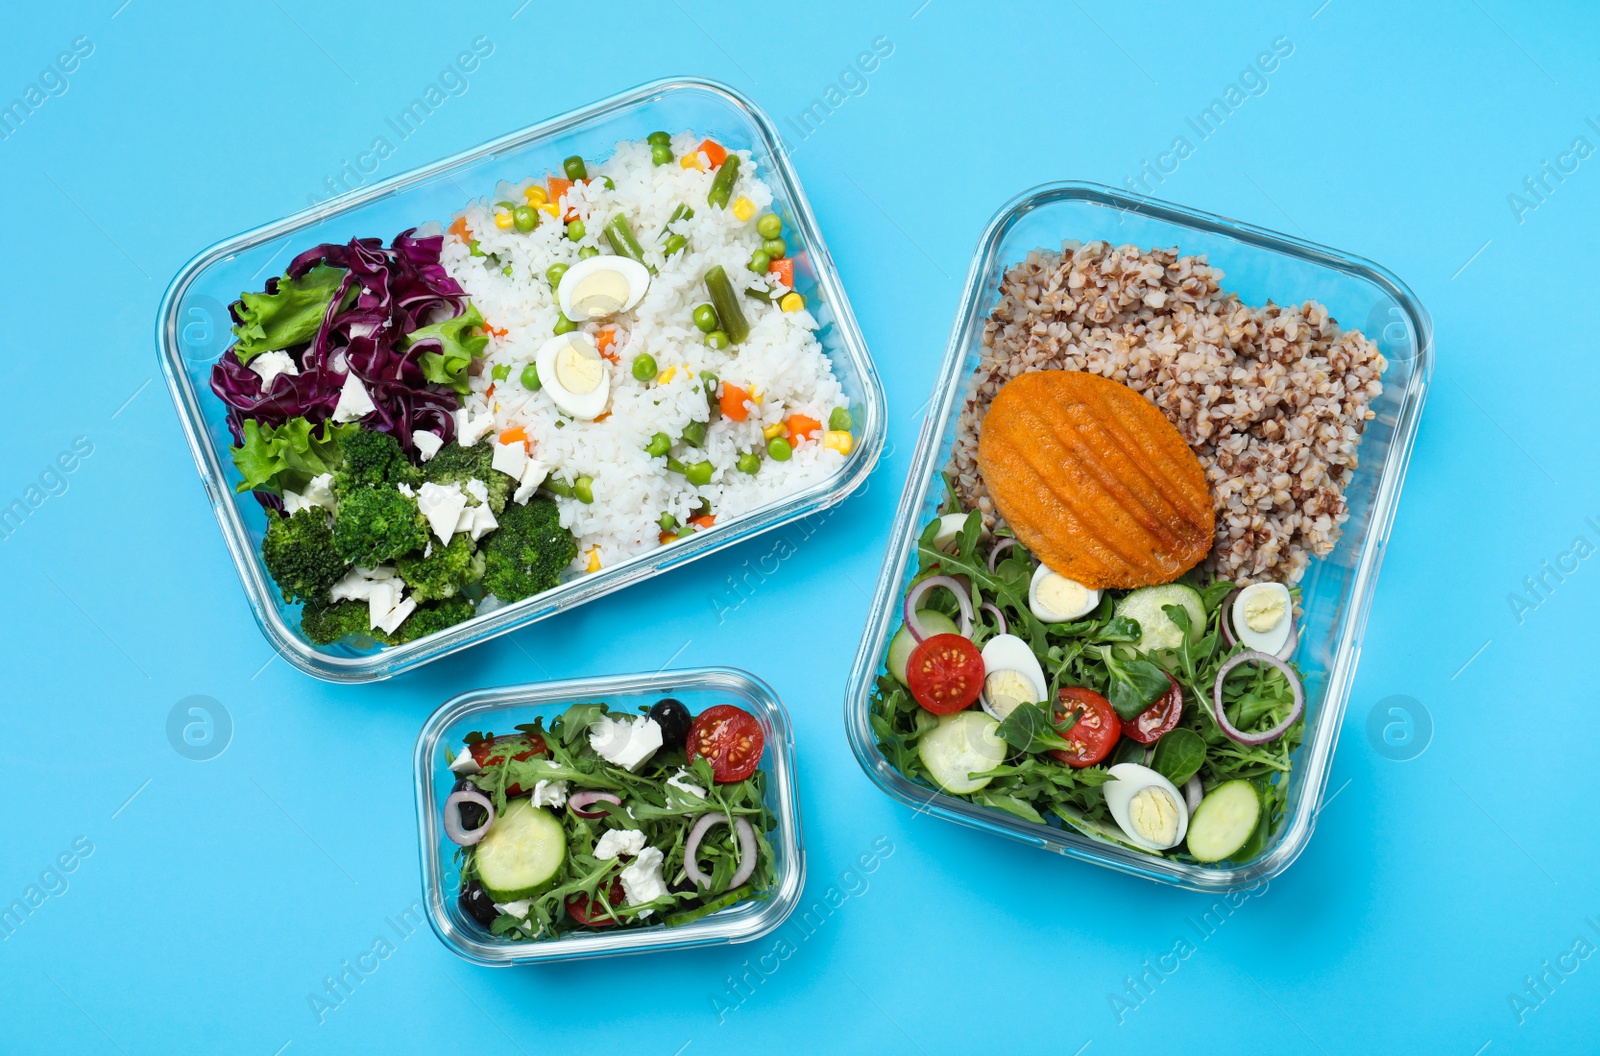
682 420 708 448
632 354 657 382
692 304 719 333
491 363 511 382
767 437 793 462
658 511 679 531
704 330 730 350
578 246 600 260
502 265 513 276
521 363 541 391
663 233 688 255
651 144 674 166
495 200 516 209
762 237 787 259
677 525 697 539
563 155 588 181
567 220 586 241
574 475 594 504
546 262 569 288
748 250 771 274
553 313 577 335
647 131 672 147
513 205 538 232
468 239 485 258
737 452 761 474
829 407 853 431
598 176 615 190
684 460 714 486
646 432 671 457
756 213 783 240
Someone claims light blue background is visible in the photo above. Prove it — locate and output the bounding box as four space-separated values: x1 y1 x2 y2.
1 1 1594 1053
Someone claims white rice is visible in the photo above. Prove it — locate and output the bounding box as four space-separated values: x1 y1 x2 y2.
439 135 847 570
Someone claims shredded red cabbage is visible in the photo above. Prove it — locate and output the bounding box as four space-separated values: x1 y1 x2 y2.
209 229 468 467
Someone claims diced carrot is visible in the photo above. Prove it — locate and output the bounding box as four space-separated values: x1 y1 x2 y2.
498 425 527 449
787 414 822 445
485 323 508 338
690 514 716 529
547 176 580 220
767 257 794 289
447 216 472 242
485 384 495 399
698 139 728 168
594 411 612 423
595 328 618 361
719 382 751 422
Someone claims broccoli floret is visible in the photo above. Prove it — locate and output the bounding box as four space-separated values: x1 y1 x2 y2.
331 485 429 566
301 597 398 646
483 497 576 602
392 597 478 643
424 442 511 514
335 428 422 497
262 509 348 603
395 533 484 602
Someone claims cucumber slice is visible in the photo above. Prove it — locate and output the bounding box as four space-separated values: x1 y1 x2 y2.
919 711 1006 795
1114 584 1205 658
475 798 568 901
886 610 959 685
1186 780 1261 862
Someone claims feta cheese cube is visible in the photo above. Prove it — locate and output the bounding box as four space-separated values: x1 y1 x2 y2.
513 458 550 505
375 595 416 636
491 440 528 481
366 580 401 628
594 828 647 861
588 716 664 772
619 846 667 916
417 482 468 543
412 430 444 462
529 778 569 809
666 768 708 800
248 349 300 388
302 472 337 512
448 749 479 774
452 408 495 446
332 371 377 423
458 502 497 542
465 478 489 505
493 899 531 920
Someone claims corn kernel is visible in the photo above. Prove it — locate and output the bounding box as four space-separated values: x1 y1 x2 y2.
732 196 755 221
536 201 559 218
779 292 805 313
680 152 706 171
750 387 764 405
762 421 785 440
493 210 515 230
524 185 549 206
657 365 678 384
823 430 854 455
585 547 602 573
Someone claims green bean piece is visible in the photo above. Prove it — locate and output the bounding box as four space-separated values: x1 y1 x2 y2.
468 239 485 258
646 432 671 457
632 354 657 382
647 131 672 147
666 457 687 475
692 303 719 333
684 460 714 486
700 372 719 418
543 475 575 497
737 452 761 475
553 313 578 335
706 153 742 209
563 155 588 181
681 420 708 448
513 205 538 232
546 262 569 289
661 203 695 236
603 213 649 267
829 407 853 431
756 213 783 240
574 476 594 504
703 265 750 343
663 234 688 256
766 437 793 462
521 363 541 391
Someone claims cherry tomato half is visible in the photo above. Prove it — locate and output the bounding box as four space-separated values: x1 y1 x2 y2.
687 704 765 784
905 633 985 714
1122 675 1184 744
567 879 626 928
1048 687 1120 768
471 733 549 796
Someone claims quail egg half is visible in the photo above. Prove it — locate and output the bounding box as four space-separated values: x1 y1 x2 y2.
1103 763 1189 851
979 634 1048 721
1231 582 1293 654
535 332 610 420
1029 563 1101 623
557 255 650 320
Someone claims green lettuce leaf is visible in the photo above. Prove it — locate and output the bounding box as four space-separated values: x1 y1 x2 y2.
231 264 349 363
229 416 357 495
406 302 488 395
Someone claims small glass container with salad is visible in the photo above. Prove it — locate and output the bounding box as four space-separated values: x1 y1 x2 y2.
844 182 1432 890
414 667 804 964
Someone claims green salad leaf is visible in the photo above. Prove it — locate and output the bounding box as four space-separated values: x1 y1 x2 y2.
231 264 350 363
407 302 489 395
1099 646 1171 721
229 416 357 496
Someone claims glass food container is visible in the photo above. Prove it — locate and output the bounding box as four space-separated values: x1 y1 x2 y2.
414 667 803 965
157 77 884 682
844 182 1432 891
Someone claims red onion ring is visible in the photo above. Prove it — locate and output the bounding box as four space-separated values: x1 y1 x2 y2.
1209 650 1305 745
568 791 622 818
444 789 495 846
903 574 973 643
683 813 758 891
980 602 1007 635
987 537 1016 574
1184 776 1203 813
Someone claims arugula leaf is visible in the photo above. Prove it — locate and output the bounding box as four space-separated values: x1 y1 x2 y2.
1099 646 1171 721
407 302 489 395
232 264 349 363
229 416 357 495
997 701 1076 754
1150 728 1205 785
973 790 1045 823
